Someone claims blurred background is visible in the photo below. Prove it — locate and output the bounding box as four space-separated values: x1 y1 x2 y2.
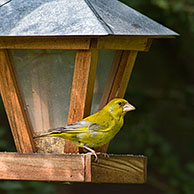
0 0 194 193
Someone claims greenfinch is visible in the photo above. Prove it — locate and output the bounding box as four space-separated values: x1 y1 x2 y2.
36 98 135 161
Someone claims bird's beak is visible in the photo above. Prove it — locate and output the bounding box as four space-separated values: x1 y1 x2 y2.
123 103 136 112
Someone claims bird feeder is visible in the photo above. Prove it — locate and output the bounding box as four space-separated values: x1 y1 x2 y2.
0 0 177 183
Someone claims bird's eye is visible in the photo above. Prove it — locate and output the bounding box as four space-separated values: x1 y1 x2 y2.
118 102 122 106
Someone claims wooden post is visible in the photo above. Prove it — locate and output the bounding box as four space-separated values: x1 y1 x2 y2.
96 50 138 153
0 50 36 153
109 50 138 99
65 48 99 153
100 50 138 106
99 50 123 110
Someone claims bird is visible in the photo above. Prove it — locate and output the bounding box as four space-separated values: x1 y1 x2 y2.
35 98 135 161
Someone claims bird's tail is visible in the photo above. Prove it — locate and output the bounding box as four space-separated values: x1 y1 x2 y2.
33 133 50 139
33 127 66 139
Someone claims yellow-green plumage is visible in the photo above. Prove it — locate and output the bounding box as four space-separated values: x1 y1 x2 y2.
36 98 135 160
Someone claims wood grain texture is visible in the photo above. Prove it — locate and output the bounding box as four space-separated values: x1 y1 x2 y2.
92 155 147 183
98 50 123 110
0 37 90 50
109 50 138 99
0 50 36 153
99 50 137 110
84 153 92 182
66 49 98 153
0 152 89 182
96 51 138 153
97 36 148 51
68 49 98 121
0 153 146 183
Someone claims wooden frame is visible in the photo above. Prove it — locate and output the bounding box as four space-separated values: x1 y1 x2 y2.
96 36 152 51
0 36 151 183
0 37 91 50
0 36 152 51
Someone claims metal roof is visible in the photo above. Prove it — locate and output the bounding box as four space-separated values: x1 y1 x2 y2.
0 0 178 36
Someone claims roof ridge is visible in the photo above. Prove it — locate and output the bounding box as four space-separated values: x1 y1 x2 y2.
84 0 113 35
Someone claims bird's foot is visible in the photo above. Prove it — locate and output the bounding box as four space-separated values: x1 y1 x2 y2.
83 146 98 162
96 152 109 158
82 146 109 162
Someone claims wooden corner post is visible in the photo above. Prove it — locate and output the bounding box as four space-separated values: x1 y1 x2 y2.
65 48 99 153
0 49 36 153
97 50 138 153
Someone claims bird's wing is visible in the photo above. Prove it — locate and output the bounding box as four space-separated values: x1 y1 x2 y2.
48 120 103 135
65 120 95 129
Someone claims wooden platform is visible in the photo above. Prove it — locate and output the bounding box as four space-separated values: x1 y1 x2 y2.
0 152 146 183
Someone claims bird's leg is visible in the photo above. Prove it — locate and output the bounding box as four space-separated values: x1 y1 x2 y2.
83 146 98 162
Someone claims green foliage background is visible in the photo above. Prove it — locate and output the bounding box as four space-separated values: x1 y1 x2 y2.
0 0 194 193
